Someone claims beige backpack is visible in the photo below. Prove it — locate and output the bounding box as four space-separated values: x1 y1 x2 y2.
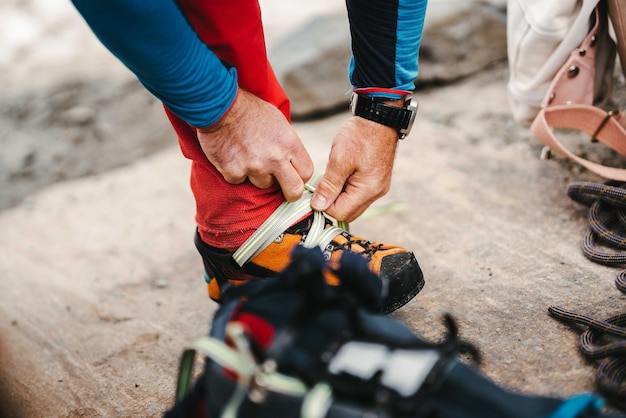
508 0 626 180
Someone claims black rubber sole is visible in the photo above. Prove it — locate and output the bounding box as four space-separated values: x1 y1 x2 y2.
379 251 425 313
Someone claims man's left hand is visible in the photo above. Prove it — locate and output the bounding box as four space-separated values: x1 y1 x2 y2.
311 116 399 222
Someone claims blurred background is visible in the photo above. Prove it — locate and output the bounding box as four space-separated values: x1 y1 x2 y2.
0 0 506 212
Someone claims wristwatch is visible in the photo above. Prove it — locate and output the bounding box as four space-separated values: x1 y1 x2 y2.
349 92 418 139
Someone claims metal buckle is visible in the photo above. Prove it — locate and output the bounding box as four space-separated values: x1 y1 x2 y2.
591 109 619 143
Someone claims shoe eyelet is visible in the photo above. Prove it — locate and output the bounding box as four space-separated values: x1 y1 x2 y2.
274 234 284 244
322 249 332 261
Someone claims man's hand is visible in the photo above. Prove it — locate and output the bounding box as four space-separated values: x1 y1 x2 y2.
311 115 399 222
196 88 314 202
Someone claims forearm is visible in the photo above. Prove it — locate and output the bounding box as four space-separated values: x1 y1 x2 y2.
346 0 427 99
70 0 238 128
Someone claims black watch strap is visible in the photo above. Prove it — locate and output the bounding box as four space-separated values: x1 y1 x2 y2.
350 93 418 139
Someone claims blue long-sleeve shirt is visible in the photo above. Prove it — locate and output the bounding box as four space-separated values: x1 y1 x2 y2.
347 0 426 97
71 0 426 128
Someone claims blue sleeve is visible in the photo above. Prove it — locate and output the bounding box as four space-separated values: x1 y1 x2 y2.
70 0 238 128
346 0 427 99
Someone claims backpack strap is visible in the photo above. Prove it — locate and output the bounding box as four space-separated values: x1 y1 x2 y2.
530 2 626 181
531 105 626 181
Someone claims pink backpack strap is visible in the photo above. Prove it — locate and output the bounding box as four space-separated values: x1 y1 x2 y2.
532 104 626 180
530 3 626 180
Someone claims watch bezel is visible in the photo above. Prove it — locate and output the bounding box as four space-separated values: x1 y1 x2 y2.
398 98 418 139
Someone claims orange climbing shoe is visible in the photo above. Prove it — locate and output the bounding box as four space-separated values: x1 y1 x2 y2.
195 210 424 313
196 174 423 312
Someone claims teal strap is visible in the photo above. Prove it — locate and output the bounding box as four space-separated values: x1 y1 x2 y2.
543 393 605 418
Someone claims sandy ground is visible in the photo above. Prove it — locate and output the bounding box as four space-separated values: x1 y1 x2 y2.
1 0 625 417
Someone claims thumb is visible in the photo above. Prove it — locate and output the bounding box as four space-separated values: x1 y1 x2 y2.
311 174 343 212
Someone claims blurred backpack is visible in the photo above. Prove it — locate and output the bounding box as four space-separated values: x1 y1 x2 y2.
163 246 623 418
508 0 626 181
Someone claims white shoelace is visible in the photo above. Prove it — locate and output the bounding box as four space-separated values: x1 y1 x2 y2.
232 173 346 267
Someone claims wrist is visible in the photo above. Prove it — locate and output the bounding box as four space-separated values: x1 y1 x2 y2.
197 88 241 134
353 116 400 144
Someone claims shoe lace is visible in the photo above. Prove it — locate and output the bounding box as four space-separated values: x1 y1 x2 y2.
329 235 383 261
233 173 346 267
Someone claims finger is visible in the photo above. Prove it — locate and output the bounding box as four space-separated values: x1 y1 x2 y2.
324 183 372 222
274 162 305 202
220 171 248 185
290 146 315 184
311 167 350 212
247 174 276 190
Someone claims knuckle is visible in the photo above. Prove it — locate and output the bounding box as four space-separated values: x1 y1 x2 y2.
378 184 390 197
318 178 342 195
246 161 266 175
220 168 245 184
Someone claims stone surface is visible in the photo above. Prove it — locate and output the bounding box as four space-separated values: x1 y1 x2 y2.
268 13 352 119
2 60 626 416
270 2 507 118
417 2 507 85
1 0 625 416
0 76 174 212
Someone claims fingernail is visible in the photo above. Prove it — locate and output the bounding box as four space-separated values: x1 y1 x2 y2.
311 194 327 210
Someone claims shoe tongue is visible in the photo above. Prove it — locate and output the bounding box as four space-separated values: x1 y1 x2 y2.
286 212 316 233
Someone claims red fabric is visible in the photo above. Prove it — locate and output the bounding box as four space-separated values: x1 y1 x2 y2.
233 312 276 350
166 0 291 248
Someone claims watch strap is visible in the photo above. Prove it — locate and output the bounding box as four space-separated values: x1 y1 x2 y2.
351 93 416 139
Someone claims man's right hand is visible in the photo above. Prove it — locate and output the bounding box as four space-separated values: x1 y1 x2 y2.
196 88 314 202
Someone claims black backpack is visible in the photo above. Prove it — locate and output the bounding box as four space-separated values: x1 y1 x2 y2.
164 246 623 418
